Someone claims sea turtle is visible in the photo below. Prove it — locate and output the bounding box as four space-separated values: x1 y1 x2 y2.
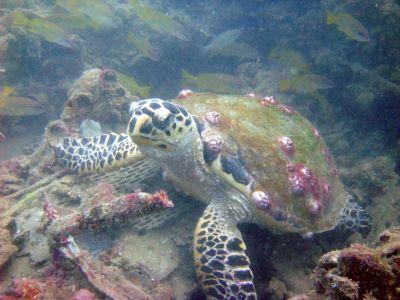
55 93 370 299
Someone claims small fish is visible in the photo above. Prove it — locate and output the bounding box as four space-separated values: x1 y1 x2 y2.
268 48 310 74
129 0 189 41
181 70 247 94
208 42 259 61
0 86 45 116
279 74 334 94
46 13 101 31
326 11 370 42
116 72 150 98
204 29 241 54
0 131 5 143
12 11 72 48
355 90 375 105
380 0 400 17
127 33 161 61
56 0 115 28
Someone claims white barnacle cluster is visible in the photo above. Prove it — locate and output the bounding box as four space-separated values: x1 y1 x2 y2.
251 190 271 210
201 128 223 152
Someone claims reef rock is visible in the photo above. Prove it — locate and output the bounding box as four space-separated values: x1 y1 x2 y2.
0 227 18 271
61 68 138 133
313 227 400 300
341 156 396 201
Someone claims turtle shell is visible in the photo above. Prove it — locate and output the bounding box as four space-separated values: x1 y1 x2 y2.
174 93 348 233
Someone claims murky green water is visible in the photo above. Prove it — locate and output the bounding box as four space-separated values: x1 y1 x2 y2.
0 1 399 299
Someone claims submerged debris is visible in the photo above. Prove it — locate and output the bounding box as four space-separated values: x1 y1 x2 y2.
46 190 174 299
48 190 173 241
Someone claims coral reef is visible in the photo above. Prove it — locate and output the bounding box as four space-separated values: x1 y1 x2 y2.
313 227 400 300
0 69 198 298
0 227 18 270
61 68 138 133
341 156 396 201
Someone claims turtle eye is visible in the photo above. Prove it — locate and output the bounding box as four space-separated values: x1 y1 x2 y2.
152 113 174 130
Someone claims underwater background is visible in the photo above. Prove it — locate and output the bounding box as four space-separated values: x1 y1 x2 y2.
0 0 400 299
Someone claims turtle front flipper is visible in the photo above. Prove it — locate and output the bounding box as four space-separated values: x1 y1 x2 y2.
194 202 257 300
55 133 144 174
337 197 371 238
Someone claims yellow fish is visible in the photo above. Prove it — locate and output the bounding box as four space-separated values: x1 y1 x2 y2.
181 70 247 94
326 11 370 42
208 42 260 61
129 0 189 41
279 74 334 94
127 33 161 61
46 13 101 31
268 48 310 74
12 11 72 48
56 0 115 28
204 29 241 53
0 86 45 116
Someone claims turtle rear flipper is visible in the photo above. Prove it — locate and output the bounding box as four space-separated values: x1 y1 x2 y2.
337 198 371 238
194 202 257 300
55 133 144 174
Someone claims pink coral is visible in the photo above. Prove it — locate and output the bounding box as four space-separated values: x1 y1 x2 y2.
259 96 279 106
277 103 297 115
287 163 328 215
204 111 221 126
278 136 295 157
72 289 96 300
177 89 193 99
245 92 257 98
43 192 60 222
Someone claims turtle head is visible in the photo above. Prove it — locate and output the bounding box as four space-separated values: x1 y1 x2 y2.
127 99 196 154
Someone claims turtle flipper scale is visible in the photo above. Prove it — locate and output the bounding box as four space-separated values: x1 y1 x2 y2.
194 202 257 300
337 197 371 238
55 133 144 174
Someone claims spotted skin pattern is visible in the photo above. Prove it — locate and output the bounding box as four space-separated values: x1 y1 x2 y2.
56 133 142 174
194 203 257 300
127 99 193 150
